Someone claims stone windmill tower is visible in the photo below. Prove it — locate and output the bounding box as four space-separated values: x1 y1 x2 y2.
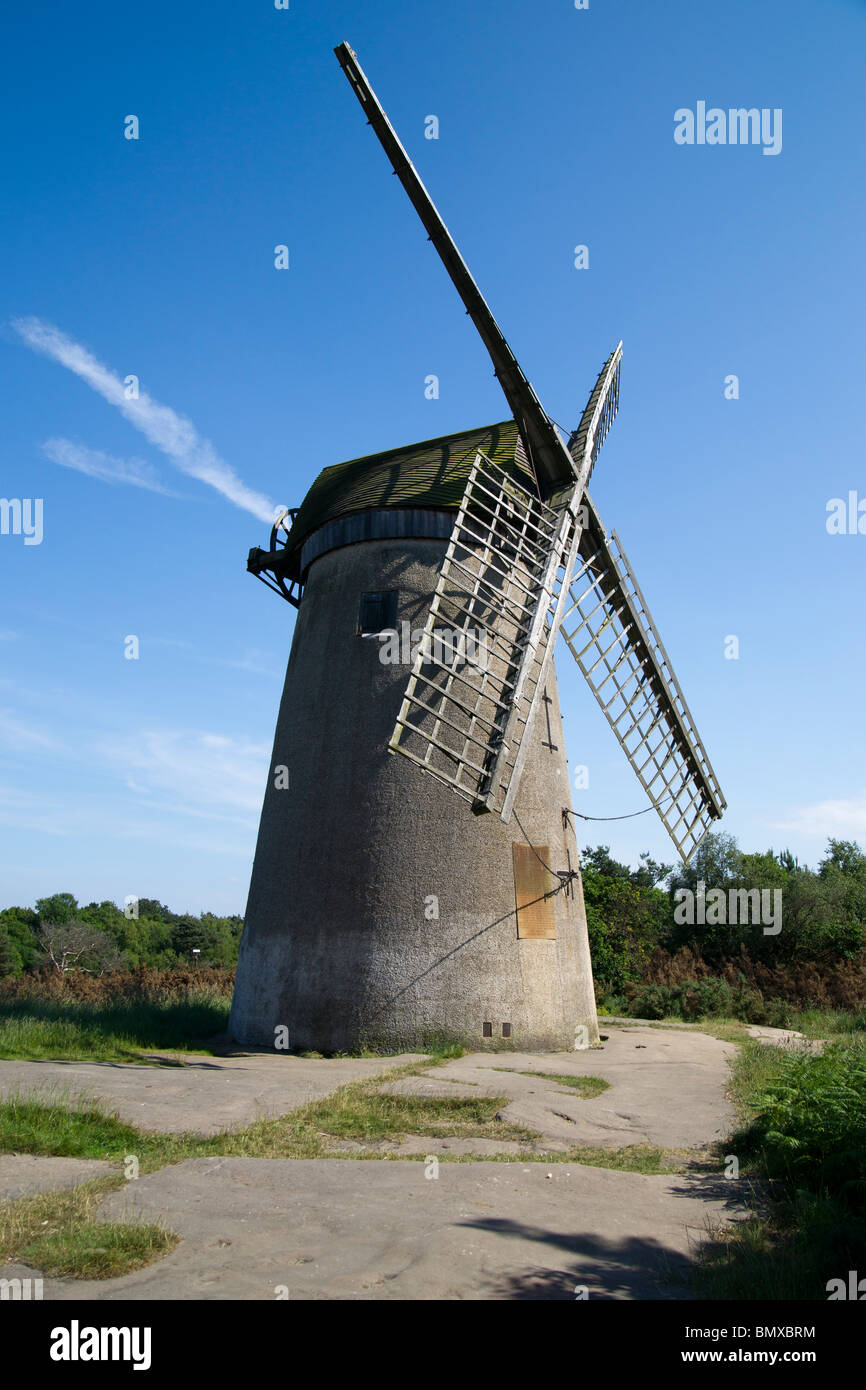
228 45 725 1054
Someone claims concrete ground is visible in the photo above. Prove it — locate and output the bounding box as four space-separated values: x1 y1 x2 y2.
29 1157 751 1301
0 1052 424 1136
0 1023 750 1300
377 1028 737 1149
0 1028 734 1148
0 1155 115 1201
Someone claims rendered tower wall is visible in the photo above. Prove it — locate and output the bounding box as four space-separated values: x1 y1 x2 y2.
230 530 599 1053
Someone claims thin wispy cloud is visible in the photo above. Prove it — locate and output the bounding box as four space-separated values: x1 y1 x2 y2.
13 316 277 523
773 794 866 839
0 710 61 751
148 636 281 679
0 778 253 856
43 438 174 495
0 719 266 859
98 728 269 818
0 782 73 838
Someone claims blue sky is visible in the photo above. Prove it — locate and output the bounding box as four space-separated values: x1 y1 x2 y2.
1 0 864 913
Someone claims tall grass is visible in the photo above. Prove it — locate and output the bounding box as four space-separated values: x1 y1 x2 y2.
0 968 233 1060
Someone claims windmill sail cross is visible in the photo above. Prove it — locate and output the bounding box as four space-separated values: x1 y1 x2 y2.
337 39 725 863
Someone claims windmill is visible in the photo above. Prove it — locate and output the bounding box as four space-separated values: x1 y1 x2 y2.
228 44 725 1054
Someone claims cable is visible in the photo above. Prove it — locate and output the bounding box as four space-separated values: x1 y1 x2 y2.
562 790 678 824
369 877 571 1017
370 810 579 1019
513 806 579 895
512 807 559 878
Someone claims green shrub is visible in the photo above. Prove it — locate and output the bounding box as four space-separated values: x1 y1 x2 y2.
743 1041 866 1202
625 973 771 1023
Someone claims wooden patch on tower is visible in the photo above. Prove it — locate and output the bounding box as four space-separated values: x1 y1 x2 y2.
512 843 557 940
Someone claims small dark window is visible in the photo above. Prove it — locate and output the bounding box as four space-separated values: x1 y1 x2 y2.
501 1022 512 1039
358 590 398 636
482 1021 493 1038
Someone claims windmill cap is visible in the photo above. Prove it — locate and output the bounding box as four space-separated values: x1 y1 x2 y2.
279 418 534 581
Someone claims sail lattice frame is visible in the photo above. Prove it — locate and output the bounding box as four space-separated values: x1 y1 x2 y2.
389 453 582 818
559 495 726 861
568 343 622 483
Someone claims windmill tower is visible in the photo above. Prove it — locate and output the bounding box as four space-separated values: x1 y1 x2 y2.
228 44 725 1054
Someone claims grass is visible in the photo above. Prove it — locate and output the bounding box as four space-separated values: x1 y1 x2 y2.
692 1037 866 1300
526 1142 698 1174
0 1063 698 1173
0 995 229 1062
622 1010 866 1048
18 1220 178 1279
0 1091 145 1158
0 1067 525 1282
301 1089 529 1142
426 1041 468 1061
0 1064 532 1169
0 982 475 1064
490 1068 610 1098
694 1198 864 1301
219 1065 530 1147
0 1175 179 1280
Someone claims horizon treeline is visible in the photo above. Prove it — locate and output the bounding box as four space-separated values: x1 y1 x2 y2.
1 834 864 987
0 893 243 976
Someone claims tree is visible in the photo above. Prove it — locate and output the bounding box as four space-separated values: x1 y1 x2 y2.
170 917 217 962
0 928 19 977
198 913 244 966
36 921 125 976
582 845 631 880
136 898 180 925
0 907 39 970
582 861 671 994
630 851 674 889
669 831 743 896
35 893 78 926
79 900 126 935
819 840 866 877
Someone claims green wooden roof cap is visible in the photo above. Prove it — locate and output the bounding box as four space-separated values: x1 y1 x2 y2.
284 419 534 563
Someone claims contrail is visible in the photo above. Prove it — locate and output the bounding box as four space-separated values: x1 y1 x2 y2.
13 316 278 522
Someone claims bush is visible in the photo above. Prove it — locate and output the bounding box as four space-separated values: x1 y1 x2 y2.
612 945 866 1022
696 1040 866 1300
0 965 235 1005
625 971 770 1024
744 1041 866 1202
